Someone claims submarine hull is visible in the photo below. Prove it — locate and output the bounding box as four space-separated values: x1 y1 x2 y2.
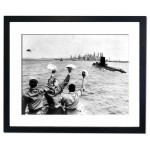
93 63 126 73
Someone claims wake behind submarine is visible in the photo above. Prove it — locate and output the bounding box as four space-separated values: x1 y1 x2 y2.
92 53 126 73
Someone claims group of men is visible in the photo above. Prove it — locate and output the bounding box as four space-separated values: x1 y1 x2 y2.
22 67 86 115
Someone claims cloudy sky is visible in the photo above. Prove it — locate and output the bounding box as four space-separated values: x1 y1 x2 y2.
22 34 129 61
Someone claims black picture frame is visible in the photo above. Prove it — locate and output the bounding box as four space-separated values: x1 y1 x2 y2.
4 16 146 133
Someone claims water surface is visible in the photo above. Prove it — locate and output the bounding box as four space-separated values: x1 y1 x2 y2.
23 60 129 115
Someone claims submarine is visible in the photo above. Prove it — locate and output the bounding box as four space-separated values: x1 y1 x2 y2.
92 53 126 73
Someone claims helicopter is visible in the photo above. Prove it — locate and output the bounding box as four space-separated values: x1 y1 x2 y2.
26 49 32 52
26 48 36 52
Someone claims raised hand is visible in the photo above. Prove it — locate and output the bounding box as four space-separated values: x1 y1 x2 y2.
67 67 72 73
82 71 86 78
66 64 76 74
82 70 89 78
52 69 56 74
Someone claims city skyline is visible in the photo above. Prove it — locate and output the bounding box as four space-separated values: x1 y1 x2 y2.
23 34 129 61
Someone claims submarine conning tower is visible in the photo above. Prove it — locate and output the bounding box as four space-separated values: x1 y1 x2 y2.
100 53 105 67
92 53 126 73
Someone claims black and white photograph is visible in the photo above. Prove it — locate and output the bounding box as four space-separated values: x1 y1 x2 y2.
22 34 129 115
4 16 146 133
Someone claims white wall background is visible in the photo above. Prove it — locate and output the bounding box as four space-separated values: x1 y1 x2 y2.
0 0 149 150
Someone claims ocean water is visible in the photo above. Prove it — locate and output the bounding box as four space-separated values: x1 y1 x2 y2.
23 60 129 115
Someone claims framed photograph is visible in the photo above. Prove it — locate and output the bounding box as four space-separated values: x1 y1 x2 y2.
4 16 146 133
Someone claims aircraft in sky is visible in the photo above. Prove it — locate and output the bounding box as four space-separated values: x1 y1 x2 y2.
26 49 32 52
26 48 36 52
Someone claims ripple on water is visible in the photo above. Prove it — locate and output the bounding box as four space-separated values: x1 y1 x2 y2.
23 60 129 115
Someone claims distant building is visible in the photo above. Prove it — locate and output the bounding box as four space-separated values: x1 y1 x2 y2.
69 51 106 61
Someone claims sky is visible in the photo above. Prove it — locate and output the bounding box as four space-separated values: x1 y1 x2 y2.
22 34 129 61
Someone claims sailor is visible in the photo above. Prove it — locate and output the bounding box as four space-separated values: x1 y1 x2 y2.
22 78 48 115
60 70 87 115
44 66 72 114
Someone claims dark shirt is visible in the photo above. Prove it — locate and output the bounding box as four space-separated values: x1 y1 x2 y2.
44 74 70 108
